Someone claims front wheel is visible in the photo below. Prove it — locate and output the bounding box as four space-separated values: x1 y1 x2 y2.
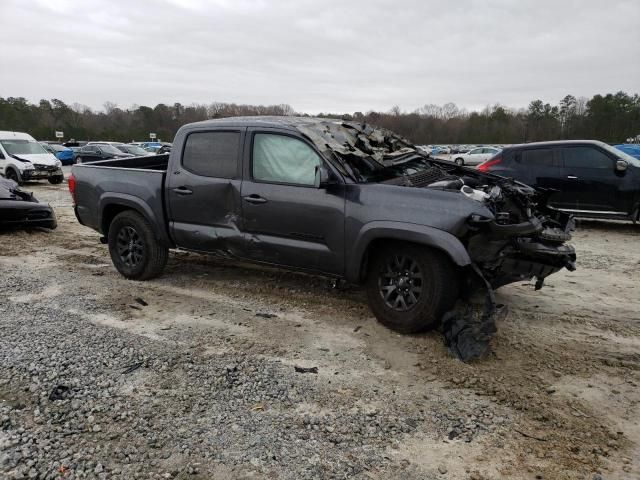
48 175 64 184
107 210 168 280
454 158 464 166
5 168 21 185
365 243 459 333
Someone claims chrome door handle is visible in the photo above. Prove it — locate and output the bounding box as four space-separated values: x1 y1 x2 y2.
243 195 267 204
567 175 578 179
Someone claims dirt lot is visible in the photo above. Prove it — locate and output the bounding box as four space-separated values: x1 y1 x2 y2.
1 177 639 479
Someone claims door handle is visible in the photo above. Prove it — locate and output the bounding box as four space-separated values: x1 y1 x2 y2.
172 186 193 195
567 175 578 180
243 194 267 204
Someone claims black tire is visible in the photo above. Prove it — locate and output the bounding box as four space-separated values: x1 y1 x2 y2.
5 168 21 185
454 158 464 166
48 175 64 184
76 157 83 164
107 210 168 280
365 243 459 334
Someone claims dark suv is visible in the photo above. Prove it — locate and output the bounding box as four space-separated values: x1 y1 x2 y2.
76 144 132 164
478 140 640 221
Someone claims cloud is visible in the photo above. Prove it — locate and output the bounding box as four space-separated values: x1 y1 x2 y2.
1 0 638 113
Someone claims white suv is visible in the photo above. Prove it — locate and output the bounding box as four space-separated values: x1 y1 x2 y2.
0 131 64 184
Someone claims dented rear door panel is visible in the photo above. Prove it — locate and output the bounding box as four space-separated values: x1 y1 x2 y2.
166 126 246 255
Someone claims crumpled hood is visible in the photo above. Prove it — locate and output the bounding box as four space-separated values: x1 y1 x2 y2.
292 119 418 181
11 153 58 166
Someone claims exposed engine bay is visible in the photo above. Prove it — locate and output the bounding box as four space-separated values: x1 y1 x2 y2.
297 119 577 361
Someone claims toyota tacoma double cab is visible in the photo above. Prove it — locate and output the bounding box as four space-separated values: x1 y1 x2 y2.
69 117 576 360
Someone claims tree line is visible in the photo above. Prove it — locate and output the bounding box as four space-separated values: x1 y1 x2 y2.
0 91 638 145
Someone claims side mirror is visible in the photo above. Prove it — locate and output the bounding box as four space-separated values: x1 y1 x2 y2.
616 159 628 172
314 165 330 188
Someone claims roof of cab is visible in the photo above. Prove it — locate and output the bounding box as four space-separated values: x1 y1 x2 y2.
183 116 337 131
0 131 37 141
505 139 604 149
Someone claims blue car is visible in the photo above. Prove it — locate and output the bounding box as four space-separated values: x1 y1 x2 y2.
614 144 640 160
40 143 76 165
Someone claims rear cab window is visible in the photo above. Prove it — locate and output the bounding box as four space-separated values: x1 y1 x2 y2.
182 131 241 178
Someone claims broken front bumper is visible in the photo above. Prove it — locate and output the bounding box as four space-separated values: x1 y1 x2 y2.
468 211 576 290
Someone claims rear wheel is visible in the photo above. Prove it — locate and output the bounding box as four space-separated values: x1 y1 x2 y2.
107 210 168 280
454 158 464 166
366 243 459 333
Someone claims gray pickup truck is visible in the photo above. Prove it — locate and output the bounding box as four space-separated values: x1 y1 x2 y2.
70 117 576 359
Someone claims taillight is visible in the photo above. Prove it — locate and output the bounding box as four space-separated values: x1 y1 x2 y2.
477 157 501 173
68 174 76 205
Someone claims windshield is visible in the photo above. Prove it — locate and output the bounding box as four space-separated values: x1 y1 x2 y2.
1 139 48 156
121 145 147 155
49 144 66 152
101 144 125 155
603 142 640 167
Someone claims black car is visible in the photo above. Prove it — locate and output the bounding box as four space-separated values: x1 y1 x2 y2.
0 177 57 230
477 140 640 222
75 144 132 164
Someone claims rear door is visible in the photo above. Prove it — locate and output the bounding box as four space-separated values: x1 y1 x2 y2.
556 145 628 213
512 147 565 203
239 128 346 275
167 127 245 255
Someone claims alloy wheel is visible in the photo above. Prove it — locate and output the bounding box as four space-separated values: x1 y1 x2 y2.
116 226 145 268
378 254 424 311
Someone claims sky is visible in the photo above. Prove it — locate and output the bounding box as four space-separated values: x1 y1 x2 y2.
1 0 638 114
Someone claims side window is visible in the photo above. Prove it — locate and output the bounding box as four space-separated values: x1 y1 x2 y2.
252 133 322 186
563 147 613 169
470 148 482 155
520 148 554 166
182 131 240 178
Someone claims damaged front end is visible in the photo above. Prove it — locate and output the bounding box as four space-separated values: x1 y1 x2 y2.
391 164 576 361
0 177 57 230
294 119 576 361
438 173 576 361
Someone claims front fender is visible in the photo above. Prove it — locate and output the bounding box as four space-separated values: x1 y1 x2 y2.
345 221 471 283
98 192 173 247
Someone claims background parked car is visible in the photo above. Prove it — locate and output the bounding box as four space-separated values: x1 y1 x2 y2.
75 144 133 163
453 147 501 166
614 144 640 159
0 176 57 229
116 144 154 156
477 140 640 221
0 131 64 184
39 142 75 165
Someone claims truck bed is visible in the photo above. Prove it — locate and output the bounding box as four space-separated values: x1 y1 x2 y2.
71 154 171 241
82 153 170 171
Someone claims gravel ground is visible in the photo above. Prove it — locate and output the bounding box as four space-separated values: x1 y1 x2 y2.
0 176 639 479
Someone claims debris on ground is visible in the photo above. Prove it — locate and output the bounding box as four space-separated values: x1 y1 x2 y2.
294 366 319 374
48 385 71 401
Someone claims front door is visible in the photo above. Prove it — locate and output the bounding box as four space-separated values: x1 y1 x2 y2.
167 128 245 255
556 145 626 213
240 130 346 275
